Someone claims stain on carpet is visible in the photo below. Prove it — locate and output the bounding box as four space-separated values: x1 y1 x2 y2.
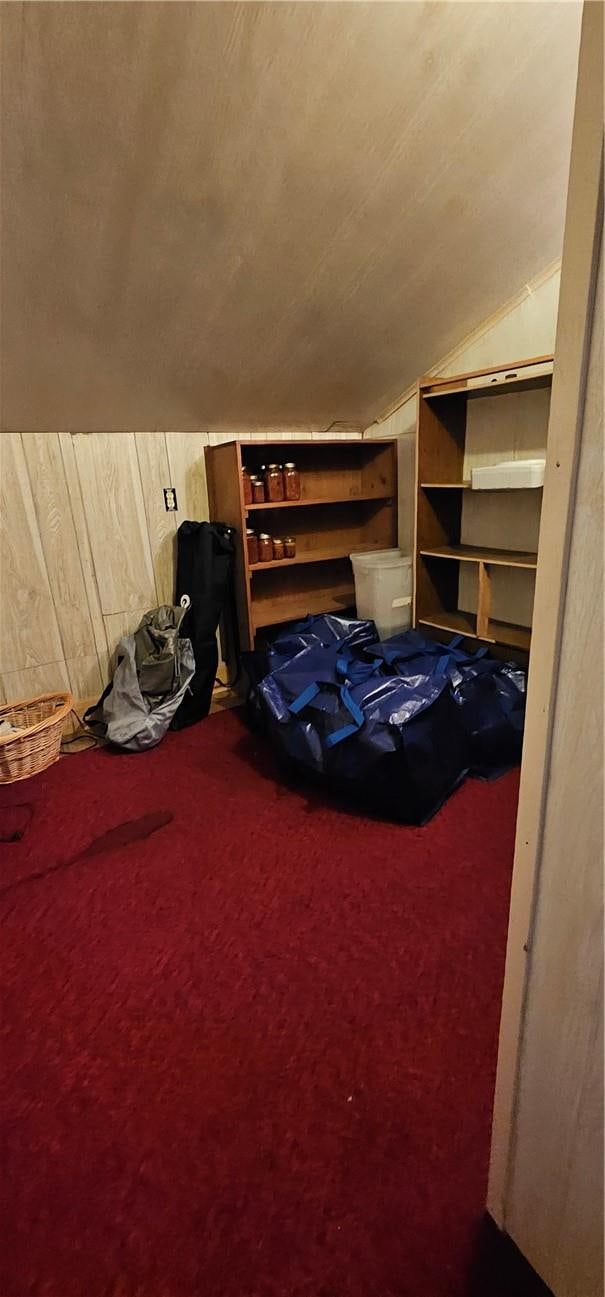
0 809 173 895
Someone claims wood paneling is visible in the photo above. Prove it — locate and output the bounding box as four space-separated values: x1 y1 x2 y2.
1 2 580 433
1 660 72 702
165 432 209 523
20 433 96 659
0 431 213 704
135 432 177 605
58 432 109 665
0 434 64 672
71 433 157 614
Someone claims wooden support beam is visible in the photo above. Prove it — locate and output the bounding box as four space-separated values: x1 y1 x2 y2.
477 562 491 639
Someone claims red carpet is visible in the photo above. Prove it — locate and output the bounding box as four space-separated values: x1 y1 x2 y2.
0 710 538 1297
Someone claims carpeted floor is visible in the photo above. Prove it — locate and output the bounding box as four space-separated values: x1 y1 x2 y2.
0 710 546 1297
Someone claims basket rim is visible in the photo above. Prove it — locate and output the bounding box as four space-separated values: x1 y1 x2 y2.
0 691 73 746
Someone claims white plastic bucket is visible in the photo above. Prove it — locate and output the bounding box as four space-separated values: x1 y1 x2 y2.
350 548 412 640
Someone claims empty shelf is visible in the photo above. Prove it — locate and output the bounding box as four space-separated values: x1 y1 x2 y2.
418 610 531 651
420 481 471 489
419 544 537 569
418 611 477 639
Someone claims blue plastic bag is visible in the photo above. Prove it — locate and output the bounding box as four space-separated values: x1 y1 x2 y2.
243 614 379 732
259 639 468 823
373 630 526 777
266 613 379 672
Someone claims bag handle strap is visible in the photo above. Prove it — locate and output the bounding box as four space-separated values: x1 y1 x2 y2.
325 685 365 748
288 682 321 714
336 651 381 683
288 680 365 747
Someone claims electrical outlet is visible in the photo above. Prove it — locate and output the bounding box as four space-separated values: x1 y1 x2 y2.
163 487 178 512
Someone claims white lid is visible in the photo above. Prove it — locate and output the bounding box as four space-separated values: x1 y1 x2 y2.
350 547 409 569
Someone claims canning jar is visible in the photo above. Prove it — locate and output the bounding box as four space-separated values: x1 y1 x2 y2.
246 529 259 564
251 476 265 504
265 463 284 502
242 467 253 505
284 536 296 559
283 462 301 500
258 533 273 562
272 537 285 561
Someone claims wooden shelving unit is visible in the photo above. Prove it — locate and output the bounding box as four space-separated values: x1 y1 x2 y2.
206 439 397 649
414 355 553 654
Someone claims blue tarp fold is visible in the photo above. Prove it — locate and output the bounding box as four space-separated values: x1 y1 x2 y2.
247 617 526 823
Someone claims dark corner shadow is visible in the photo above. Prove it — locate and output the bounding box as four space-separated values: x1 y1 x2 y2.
465 1215 553 1297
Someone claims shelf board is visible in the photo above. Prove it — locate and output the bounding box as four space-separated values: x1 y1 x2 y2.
418 611 531 652
253 584 356 629
421 479 544 493
419 544 538 570
420 481 471 489
249 542 384 573
422 372 552 401
246 491 391 511
489 620 532 651
418 611 477 639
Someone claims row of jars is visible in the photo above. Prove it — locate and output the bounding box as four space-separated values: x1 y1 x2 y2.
246 531 296 564
242 462 301 504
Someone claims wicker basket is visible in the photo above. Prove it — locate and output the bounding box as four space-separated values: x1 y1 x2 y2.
0 692 73 784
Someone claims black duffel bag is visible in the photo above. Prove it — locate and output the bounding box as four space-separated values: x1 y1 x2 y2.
170 521 236 730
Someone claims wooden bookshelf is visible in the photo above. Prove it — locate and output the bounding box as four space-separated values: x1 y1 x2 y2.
206 439 397 649
414 355 553 653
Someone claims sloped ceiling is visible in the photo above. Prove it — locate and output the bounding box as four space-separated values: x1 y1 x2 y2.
1 1 581 432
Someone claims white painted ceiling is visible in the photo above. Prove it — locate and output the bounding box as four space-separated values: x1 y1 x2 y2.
1 1 582 432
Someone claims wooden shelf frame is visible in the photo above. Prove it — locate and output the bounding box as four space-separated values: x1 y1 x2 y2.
414 355 552 653
419 544 538 569
246 490 392 511
206 438 398 651
249 539 387 572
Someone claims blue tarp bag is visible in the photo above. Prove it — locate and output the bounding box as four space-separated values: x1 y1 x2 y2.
266 613 379 672
243 614 378 731
259 640 468 823
259 642 378 774
449 658 526 777
373 629 526 777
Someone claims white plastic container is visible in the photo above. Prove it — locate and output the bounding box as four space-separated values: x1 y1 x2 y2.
350 548 412 640
471 458 545 490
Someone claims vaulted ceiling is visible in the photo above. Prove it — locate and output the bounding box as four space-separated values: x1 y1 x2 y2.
1 1 581 432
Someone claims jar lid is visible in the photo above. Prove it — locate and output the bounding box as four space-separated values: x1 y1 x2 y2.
267 462 281 469
284 462 296 468
246 528 256 536
250 475 262 482
284 537 295 543
259 532 271 540
242 465 250 473
273 538 283 544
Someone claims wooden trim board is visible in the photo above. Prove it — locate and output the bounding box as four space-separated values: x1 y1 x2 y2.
487 0 604 1232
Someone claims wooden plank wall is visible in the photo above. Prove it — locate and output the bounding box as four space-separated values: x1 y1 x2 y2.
0 430 359 707
504 227 603 1297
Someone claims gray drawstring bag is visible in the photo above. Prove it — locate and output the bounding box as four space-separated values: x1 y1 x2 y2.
85 602 195 752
